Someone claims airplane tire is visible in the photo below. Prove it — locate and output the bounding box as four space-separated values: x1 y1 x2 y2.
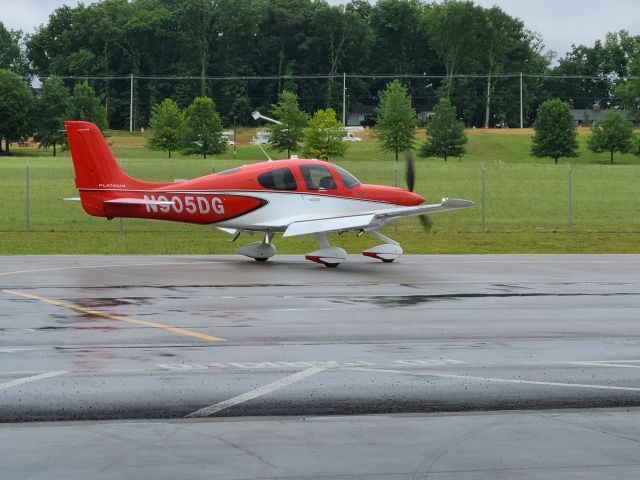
255 257 269 262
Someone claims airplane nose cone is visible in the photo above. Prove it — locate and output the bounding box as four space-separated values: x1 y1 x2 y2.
413 193 425 205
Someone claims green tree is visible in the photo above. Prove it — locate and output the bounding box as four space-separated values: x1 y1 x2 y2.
33 76 69 156
175 0 213 97
67 82 107 130
0 22 29 76
374 80 417 186
587 110 633 164
149 98 184 158
425 1 483 99
182 96 226 159
554 31 640 112
615 57 640 120
302 108 347 161
269 90 309 158
0 69 33 155
419 99 467 162
531 99 579 164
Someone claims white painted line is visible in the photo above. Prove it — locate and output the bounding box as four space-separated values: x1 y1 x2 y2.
465 260 617 264
0 371 67 390
0 347 51 353
566 361 640 369
527 360 640 368
186 366 326 418
347 367 640 392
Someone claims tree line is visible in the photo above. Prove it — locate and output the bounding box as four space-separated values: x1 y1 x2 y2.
2 0 640 153
0 0 598 130
0 71 107 155
149 90 347 161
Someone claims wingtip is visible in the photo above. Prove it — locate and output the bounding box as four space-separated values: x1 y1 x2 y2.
442 198 475 208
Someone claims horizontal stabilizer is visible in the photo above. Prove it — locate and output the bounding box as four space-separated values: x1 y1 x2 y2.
104 198 175 206
64 197 81 202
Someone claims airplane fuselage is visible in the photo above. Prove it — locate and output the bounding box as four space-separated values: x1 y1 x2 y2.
80 159 425 231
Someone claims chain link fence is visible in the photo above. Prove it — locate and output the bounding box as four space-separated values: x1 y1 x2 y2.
31 72 637 131
5 156 640 235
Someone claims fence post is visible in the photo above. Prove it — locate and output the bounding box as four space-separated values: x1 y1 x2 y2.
342 72 346 126
129 73 134 133
25 159 30 232
520 72 523 129
568 163 573 233
481 162 486 233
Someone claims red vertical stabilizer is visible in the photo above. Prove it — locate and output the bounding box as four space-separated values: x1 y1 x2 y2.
64 121 142 190
64 121 169 217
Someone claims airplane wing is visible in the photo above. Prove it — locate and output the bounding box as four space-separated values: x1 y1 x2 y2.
282 198 473 237
283 214 376 237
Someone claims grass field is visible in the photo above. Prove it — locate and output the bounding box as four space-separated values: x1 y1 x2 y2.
1 128 639 255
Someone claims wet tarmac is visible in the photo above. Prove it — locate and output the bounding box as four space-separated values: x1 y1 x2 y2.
1 254 640 422
4 409 640 480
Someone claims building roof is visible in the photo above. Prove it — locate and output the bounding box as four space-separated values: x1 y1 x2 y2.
570 107 629 121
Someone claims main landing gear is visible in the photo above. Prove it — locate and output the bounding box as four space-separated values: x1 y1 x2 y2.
361 230 403 263
236 231 276 261
304 233 348 268
234 230 403 267
305 230 403 267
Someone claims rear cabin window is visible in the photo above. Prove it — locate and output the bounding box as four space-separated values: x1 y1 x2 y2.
299 165 337 190
257 167 297 190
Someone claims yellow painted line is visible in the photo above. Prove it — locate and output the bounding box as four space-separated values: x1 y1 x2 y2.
1 289 224 343
0 260 217 278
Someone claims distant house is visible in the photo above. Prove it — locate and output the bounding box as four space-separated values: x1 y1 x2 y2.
570 105 630 126
415 99 438 123
347 103 376 126
347 100 436 126
417 109 435 122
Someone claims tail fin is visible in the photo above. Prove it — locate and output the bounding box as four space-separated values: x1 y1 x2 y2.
65 121 139 190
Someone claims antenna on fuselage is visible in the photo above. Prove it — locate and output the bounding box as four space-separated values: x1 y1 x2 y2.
257 143 272 162
251 110 278 162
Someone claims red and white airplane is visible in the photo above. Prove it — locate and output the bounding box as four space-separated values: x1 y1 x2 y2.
65 121 473 267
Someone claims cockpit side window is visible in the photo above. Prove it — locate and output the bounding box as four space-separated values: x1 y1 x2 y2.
299 165 337 190
333 164 360 188
257 167 297 190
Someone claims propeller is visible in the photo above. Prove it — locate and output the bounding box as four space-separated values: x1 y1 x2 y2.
405 151 416 193
405 151 433 233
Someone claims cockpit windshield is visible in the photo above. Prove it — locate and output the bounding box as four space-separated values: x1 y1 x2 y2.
214 167 242 175
332 164 360 188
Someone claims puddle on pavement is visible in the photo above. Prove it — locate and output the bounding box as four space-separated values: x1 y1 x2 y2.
370 291 640 308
